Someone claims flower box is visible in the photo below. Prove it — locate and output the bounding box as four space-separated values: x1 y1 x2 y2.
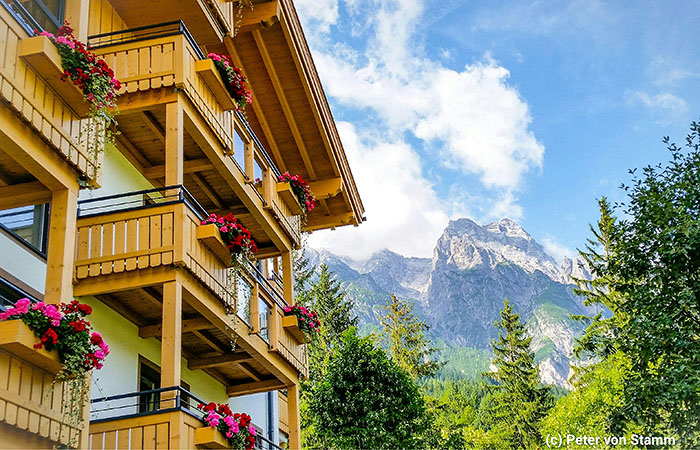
18 35 90 118
0 320 62 374
195 59 237 111
282 314 307 344
194 426 229 449
277 182 303 215
196 224 234 267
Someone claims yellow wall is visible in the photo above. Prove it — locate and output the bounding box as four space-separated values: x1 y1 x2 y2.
83 297 228 406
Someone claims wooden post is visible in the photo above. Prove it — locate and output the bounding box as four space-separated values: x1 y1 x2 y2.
281 250 293 305
64 0 89 41
44 189 78 305
249 282 260 334
165 99 184 190
161 280 182 402
287 383 301 450
244 142 254 181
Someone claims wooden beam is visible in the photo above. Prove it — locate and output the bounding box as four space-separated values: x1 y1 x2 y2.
238 1 280 33
139 317 214 338
305 212 356 232
141 286 163 308
141 111 165 143
255 246 281 259
227 378 285 397
142 159 214 179
44 189 77 304
188 352 253 370
237 362 262 382
192 173 223 209
192 329 229 353
251 30 316 179
115 134 150 171
308 178 342 200
0 182 51 209
116 89 178 114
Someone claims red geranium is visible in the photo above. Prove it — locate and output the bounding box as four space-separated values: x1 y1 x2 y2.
201 213 257 265
278 172 317 214
207 52 252 111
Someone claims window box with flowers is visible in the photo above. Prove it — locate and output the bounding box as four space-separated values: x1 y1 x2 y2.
194 402 256 450
277 172 317 217
0 299 109 379
203 52 252 112
198 213 258 268
18 23 120 129
282 304 319 344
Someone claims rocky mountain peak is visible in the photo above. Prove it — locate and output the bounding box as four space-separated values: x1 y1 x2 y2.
435 217 567 283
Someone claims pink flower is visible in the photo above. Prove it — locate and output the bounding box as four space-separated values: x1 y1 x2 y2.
224 416 235 426
248 426 256 436
15 298 31 314
100 342 110 355
96 362 103 369
206 411 221 427
39 31 54 38
32 301 46 310
94 349 105 360
230 421 239 433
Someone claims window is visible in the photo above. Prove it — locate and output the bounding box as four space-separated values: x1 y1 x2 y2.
138 358 161 413
138 357 191 413
1 0 64 33
259 298 269 342
0 204 49 255
0 277 38 311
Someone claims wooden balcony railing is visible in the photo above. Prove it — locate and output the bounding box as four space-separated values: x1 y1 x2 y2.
0 321 87 447
89 21 235 153
88 386 284 450
234 112 303 246
0 4 102 183
74 187 308 376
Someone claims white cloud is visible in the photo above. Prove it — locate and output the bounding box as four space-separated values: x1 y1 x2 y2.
294 0 339 32
297 0 545 258
308 123 448 260
627 91 689 125
541 236 574 263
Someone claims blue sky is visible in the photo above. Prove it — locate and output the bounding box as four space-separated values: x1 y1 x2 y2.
300 0 700 261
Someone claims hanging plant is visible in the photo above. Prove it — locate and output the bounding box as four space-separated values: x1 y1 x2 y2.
198 402 256 450
38 23 120 159
207 52 252 111
283 304 320 336
201 213 258 267
278 172 317 214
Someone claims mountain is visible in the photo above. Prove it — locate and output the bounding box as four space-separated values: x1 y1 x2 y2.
307 218 597 387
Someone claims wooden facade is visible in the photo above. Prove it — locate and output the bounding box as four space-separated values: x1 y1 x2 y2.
0 0 363 449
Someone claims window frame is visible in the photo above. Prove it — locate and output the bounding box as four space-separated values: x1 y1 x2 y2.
0 203 50 258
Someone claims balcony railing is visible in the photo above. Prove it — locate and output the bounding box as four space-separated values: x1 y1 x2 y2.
74 186 308 376
87 22 302 246
0 3 102 183
89 386 283 450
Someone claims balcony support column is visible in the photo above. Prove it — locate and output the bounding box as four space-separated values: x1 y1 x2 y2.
287 383 301 450
281 250 294 305
44 189 78 305
64 0 89 41
165 99 184 189
161 280 183 450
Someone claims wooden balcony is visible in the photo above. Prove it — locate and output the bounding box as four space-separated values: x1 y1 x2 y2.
89 386 285 450
87 22 302 249
0 5 102 188
73 186 307 391
0 321 88 449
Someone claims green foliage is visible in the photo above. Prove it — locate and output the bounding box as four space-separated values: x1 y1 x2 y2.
305 328 429 449
378 294 442 379
485 299 553 449
573 122 700 444
304 264 358 379
542 353 632 448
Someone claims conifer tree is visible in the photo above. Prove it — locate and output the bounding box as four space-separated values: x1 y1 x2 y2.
486 299 552 449
378 294 442 379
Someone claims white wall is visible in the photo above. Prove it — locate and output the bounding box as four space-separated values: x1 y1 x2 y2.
0 230 46 294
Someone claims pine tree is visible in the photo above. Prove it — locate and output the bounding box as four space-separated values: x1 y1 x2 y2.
486 299 552 449
303 264 357 380
378 294 441 379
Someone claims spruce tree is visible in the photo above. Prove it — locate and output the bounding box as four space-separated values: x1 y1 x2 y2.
378 294 441 379
486 299 552 449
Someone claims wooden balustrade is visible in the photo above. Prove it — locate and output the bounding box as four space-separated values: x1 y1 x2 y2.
0 346 86 448
94 32 235 153
88 410 202 450
278 392 289 435
0 7 101 183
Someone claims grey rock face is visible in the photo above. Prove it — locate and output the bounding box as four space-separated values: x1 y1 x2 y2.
308 218 596 386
